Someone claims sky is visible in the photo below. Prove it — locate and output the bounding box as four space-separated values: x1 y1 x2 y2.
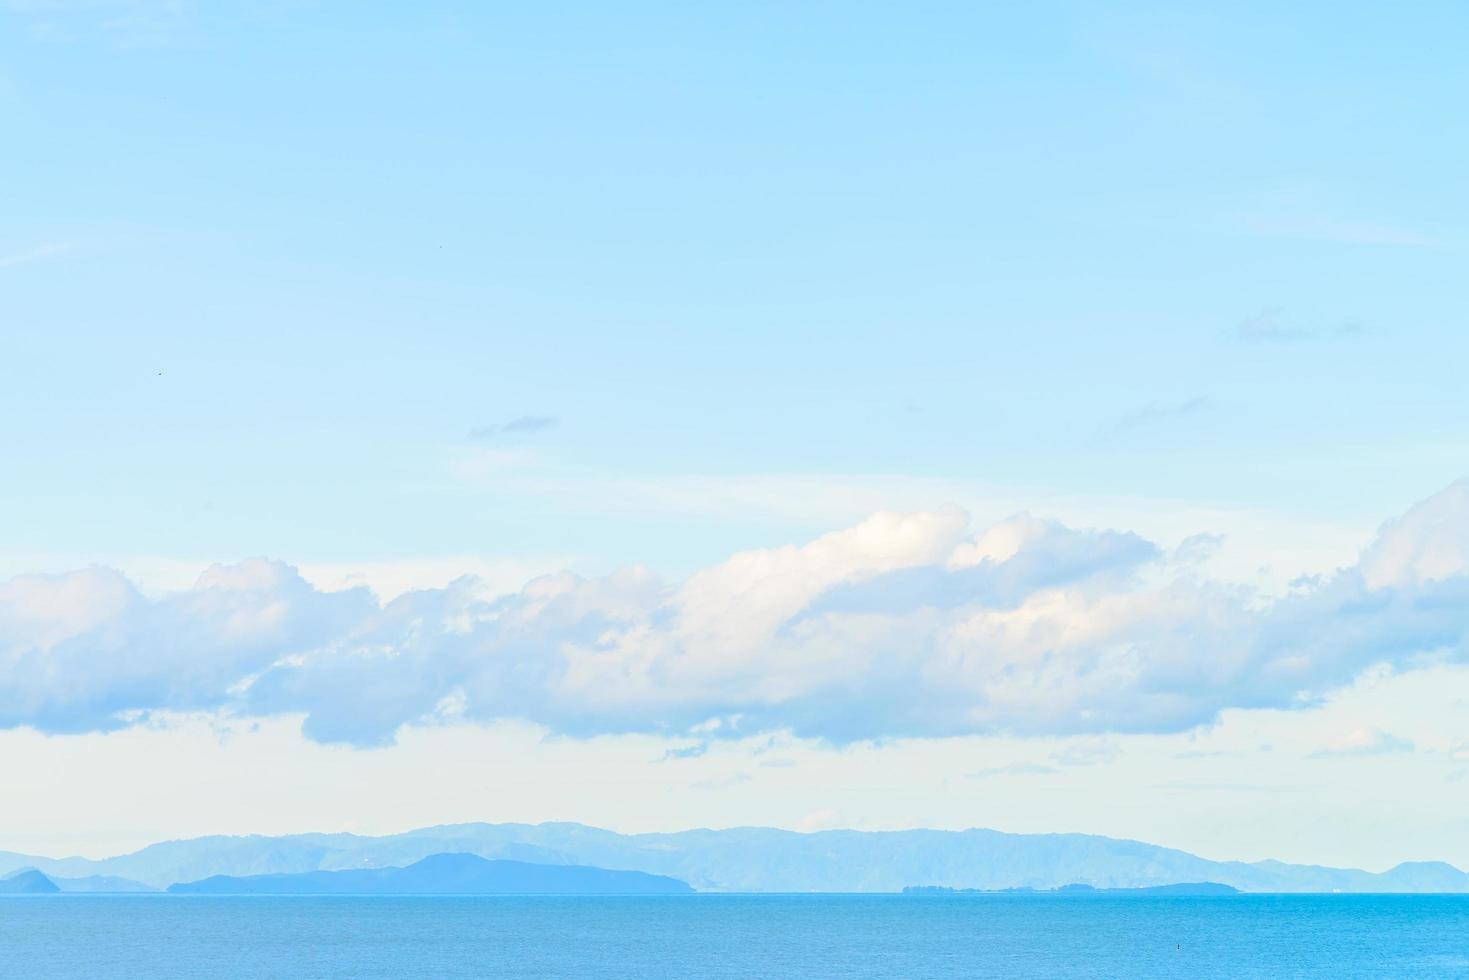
2 1 1468 870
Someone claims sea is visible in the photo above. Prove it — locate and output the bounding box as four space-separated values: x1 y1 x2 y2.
2 893 1467 978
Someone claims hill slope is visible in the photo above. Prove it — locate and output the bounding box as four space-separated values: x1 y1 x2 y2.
0 869 60 894
167 853 693 895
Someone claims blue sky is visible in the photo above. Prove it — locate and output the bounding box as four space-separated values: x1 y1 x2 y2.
3 2 1469 867
6 1 1468 568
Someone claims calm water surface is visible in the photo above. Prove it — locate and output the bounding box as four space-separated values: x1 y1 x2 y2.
2 894 1467 979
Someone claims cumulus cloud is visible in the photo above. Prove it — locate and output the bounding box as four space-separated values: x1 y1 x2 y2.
0 562 372 734
1359 480 1469 589
4 485 1469 746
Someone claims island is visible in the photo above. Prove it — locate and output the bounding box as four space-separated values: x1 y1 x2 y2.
903 882 1240 896
0 870 61 894
167 853 695 896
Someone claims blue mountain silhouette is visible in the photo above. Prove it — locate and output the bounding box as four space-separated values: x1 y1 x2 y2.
167 853 693 895
0 869 60 894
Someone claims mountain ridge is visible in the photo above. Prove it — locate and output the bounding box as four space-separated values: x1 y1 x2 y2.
3 823 1464 894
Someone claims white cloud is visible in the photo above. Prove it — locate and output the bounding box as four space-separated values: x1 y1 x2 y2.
293 557 576 604
1359 480 1469 589
0 560 372 734
0 554 574 603
3 483 1469 747
448 463 1368 595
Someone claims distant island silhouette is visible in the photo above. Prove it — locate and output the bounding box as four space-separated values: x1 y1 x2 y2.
0 869 61 894
904 882 1240 897
166 854 693 896
3 823 1467 895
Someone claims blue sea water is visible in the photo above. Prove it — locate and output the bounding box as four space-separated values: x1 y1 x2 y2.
1 894 1467 979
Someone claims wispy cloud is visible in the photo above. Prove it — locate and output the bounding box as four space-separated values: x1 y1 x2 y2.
0 242 71 269
469 416 559 440
1171 532 1224 565
1241 212 1434 248
1236 309 1366 344
0 0 191 46
660 743 709 761
1110 396 1211 434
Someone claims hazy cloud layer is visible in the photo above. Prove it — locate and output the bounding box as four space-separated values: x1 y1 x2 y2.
4 483 1469 746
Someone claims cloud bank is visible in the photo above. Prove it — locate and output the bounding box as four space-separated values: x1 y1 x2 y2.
5 483 1469 746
